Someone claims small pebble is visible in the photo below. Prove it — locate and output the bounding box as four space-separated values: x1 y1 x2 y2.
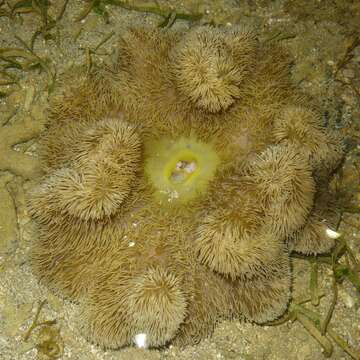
342 68 355 78
340 290 356 308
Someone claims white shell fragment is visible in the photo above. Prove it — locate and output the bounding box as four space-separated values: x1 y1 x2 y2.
134 333 148 349
325 228 341 239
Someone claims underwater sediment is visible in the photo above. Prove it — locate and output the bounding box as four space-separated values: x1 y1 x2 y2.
28 25 343 349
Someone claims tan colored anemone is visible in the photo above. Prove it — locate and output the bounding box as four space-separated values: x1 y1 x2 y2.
28 25 344 350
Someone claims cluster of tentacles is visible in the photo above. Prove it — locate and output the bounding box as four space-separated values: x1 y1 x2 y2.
28 25 343 349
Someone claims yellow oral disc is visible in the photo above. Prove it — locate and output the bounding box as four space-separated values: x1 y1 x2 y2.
145 137 220 204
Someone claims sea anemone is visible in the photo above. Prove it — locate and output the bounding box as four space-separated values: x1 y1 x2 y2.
28 25 344 349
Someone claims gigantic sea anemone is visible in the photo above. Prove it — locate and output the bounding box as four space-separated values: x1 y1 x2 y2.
28 25 343 349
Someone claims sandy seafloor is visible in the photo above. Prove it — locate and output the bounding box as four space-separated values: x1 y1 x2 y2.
0 0 360 359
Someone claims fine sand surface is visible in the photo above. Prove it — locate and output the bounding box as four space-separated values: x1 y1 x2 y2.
0 1 359 359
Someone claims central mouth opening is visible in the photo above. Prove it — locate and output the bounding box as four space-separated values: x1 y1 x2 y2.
170 159 198 184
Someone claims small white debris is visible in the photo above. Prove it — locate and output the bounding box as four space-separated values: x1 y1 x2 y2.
128 241 135 247
325 228 341 239
341 290 356 308
167 190 179 202
134 333 147 349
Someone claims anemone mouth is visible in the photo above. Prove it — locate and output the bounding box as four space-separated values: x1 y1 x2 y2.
144 137 220 204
